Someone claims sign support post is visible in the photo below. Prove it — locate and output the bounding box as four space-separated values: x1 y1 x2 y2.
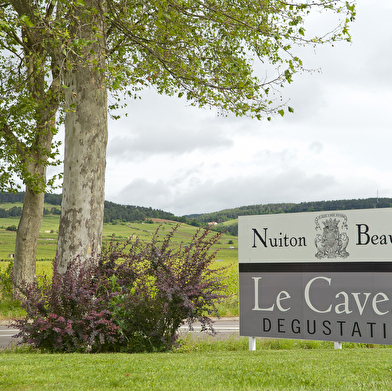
249 337 256 351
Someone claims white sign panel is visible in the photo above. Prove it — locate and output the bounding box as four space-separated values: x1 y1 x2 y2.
239 208 392 263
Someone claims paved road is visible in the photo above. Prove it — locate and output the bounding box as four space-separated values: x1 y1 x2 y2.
0 325 20 349
0 318 240 349
179 318 239 334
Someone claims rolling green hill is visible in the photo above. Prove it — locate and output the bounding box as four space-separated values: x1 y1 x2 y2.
0 215 238 262
1 193 391 258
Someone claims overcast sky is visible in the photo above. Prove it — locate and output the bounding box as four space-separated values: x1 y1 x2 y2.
52 0 392 216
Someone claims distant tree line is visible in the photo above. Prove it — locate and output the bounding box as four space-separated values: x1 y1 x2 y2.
0 192 25 203
187 198 392 237
186 198 392 224
0 206 22 218
0 192 62 205
0 192 181 223
1 193 391 232
103 201 179 223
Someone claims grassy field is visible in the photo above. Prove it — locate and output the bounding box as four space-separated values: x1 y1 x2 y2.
0 212 239 317
1 342 392 390
0 218 239 275
0 216 238 262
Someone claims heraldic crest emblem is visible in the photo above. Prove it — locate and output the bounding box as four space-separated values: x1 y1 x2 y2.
314 213 349 259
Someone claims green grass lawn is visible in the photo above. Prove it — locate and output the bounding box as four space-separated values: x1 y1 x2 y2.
1 346 392 390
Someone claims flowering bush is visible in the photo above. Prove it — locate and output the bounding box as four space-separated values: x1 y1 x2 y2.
14 226 228 352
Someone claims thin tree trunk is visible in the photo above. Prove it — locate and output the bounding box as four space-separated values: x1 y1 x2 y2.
12 119 56 292
12 104 58 292
13 187 45 290
57 1 107 273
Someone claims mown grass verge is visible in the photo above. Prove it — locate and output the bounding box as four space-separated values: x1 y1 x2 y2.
1 340 392 390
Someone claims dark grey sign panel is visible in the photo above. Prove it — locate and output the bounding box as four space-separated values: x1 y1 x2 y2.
240 270 392 344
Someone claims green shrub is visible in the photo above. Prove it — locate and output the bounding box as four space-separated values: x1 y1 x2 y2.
0 261 14 300
0 261 24 318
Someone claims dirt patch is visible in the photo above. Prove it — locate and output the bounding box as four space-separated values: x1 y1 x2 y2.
149 218 179 223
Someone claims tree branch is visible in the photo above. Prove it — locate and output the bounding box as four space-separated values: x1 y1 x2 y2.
0 121 26 164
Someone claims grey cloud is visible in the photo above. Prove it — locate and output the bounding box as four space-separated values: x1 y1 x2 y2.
308 1 392 90
308 142 323 154
111 169 339 216
276 0 392 125
167 164 205 187
107 91 234 161
107 127 232 162
115 178 172 209
252 149 299 170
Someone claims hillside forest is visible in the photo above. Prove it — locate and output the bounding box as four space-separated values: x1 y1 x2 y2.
1 192 390 237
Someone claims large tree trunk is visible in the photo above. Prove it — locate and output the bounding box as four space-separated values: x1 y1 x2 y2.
57 1 107 273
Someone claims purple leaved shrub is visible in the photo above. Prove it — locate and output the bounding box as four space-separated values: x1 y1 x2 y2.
14 226 228 353
13 257 122 352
